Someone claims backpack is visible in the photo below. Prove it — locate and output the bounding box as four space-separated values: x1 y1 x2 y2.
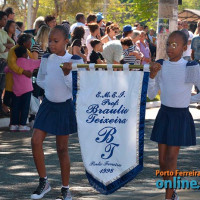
67 39 79 54
67 45 73 54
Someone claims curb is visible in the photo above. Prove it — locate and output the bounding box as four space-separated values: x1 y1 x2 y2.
146 101 161 109
0 102 162 128
0 117 9 128
0 102 194 128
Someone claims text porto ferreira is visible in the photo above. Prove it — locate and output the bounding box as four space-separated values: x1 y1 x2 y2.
155 170 200 189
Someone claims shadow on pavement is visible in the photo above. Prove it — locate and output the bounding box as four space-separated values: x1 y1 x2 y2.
0 119 200 199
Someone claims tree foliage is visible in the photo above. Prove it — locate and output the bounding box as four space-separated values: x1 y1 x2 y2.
1 0 199 29
179 0 200 11
1 0 103 27
106 0 158 29
106 0 200 29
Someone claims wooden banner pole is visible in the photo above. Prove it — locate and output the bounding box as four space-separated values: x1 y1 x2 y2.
75 64 144 70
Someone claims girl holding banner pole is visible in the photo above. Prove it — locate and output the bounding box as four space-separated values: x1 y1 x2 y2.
148 31 200 200
31 25 77 200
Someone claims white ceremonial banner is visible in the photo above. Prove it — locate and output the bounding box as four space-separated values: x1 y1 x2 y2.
73 70 149 194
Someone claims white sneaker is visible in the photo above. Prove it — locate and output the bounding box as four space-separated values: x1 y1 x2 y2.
10 125 19 131
171 189 179 200
56 187 72 200
18 125 31 132
28 120 35 129
31 178 51 199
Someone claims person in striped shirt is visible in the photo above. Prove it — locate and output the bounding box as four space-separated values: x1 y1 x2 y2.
120 37 143 65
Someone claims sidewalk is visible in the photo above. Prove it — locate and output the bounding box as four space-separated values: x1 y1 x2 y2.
0 107 199 199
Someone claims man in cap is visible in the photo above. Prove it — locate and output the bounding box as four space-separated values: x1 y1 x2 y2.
96 12 105 37
123 25 134 38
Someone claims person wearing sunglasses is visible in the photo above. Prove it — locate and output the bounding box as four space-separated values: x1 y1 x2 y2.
177 19 182 31
101 23 119 44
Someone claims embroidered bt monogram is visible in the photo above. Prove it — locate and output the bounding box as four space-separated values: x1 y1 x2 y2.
95 127 119 159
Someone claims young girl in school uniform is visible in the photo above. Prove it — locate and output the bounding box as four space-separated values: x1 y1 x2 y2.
148 31 200 200
31 25 77 200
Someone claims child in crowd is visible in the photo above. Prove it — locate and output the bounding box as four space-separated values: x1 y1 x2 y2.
31 25 77 200
89 39 105 64
70 26 87 63
120 37 143 65
86 23 101 62
5 46 40 131
148 31 200 200
5 33 34 129
16 21 25 38
137 31 151 64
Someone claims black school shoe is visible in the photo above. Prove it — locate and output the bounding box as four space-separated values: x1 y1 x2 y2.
55 187 72 200
171 189 179 200
31 178 51 199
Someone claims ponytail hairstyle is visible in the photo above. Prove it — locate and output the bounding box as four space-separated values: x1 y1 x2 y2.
106 23 119 34
51 25 69 40
17 33 32 46
106 21 113 28
35 25 50 51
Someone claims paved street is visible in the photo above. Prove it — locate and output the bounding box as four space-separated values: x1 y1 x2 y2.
0 106 200 200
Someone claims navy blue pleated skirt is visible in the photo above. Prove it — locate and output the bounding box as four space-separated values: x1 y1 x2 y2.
33 97 77 135
151 104 196 146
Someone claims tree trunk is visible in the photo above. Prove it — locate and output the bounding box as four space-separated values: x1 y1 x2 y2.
1 0 7 10
23 0 28 28
32 0 40 28
156 0 178 60
103 0 108 19
59 3 62 24
54 0 60 17
27 0 33 29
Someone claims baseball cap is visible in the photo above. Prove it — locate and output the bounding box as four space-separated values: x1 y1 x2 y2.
96 12 104 23
123 25 133 32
